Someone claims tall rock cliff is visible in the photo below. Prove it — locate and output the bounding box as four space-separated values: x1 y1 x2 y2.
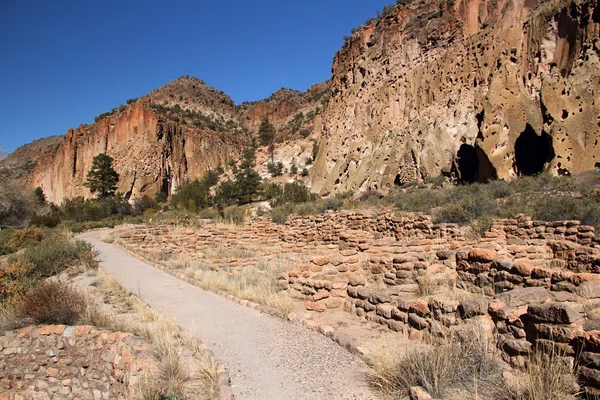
311 0 600 194
29 78 244 204
26 77 328 204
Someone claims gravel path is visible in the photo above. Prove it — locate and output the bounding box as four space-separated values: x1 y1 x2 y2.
79 230 376 400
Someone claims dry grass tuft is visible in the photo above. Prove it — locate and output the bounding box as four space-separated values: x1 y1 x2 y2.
511 345 579 400
369 323 503 399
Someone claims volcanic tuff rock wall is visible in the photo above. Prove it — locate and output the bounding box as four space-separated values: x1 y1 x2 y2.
312 0 600 194
29 102 240 204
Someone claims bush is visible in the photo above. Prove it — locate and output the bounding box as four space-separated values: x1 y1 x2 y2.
533 196 600 227
0 259 36 302
8 227 45 250
271 204 294 225
29 213 61 228
271 182 315 206
133 195 158 215
301 168 309 177
0 228 15 255
170 179 212 212
19 236 81 278
267 161 284 177
19 280 87 324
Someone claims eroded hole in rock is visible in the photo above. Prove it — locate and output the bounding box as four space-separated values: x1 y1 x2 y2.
455 144 497 184
515 124 555 176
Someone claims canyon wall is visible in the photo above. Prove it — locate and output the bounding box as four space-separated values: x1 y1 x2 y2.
29 102 241 204
312 0 600 194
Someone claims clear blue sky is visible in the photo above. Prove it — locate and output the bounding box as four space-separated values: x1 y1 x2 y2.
0 0 391 153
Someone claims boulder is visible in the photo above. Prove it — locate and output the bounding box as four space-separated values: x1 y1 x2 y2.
495 287 549 308
528 302 583 324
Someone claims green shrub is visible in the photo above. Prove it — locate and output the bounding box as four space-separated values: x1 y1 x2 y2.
18 236 81 278
170 179 212 212
133 195 158 214
301 168 309 177
29 213 61 228
271 204 294 225
0 259 36 302
267 161 284 177
533 196 600 226
19 280 87 325
0 228 15 255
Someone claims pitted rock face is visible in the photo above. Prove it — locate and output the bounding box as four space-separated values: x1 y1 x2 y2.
311 0 600 194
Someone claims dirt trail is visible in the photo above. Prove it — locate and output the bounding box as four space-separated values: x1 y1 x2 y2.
79 230 376 400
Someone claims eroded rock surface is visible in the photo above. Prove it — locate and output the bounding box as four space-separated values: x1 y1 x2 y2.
312 0 600 194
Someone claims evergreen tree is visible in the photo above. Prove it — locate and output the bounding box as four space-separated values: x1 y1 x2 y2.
33 187 46 205
234 148 262 204
258 116 275 147
85 153 119 197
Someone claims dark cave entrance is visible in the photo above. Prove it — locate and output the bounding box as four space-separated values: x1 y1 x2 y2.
456 143 498 184
160 175 171 198
514 124 555 176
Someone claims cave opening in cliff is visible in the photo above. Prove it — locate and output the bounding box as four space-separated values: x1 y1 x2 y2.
455 144 498 184
514 124 555 176
160 176 171 199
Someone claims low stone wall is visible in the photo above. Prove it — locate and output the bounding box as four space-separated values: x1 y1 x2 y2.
282 211 464 244
0 325 157 400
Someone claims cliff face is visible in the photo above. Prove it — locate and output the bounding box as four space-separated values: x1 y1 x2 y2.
27 77 327 204
312 0 600 194
30 102 241 204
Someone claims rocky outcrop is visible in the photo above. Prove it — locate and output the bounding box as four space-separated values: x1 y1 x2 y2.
312 0 600 194
29 102 241 204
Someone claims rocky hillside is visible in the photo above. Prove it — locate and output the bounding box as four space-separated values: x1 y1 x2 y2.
311 0 600 194
0 136 63 182
26 77 327 204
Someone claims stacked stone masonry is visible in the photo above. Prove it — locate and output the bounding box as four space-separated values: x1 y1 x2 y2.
116 211 600 396
0 325 158 400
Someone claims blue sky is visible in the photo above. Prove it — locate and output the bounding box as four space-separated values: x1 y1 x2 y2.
0 0 392 153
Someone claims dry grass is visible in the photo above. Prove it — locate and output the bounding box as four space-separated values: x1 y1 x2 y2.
212 245 256 259
510 346 579 400
583 302 600 331
179 255 293 318
92 271 218 400
368 323 504 399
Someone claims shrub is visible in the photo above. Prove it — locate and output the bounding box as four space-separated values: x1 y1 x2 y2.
19 280 87 324
0 228 15 255
271 182 315 207
0 259 36 302
533 196 600 227
301 168 309 177
267 161 284 177
133 195 158 215
8 227 45 250
170 179 212 212
29 213 61 228
19 236 81 277
271 204 294 225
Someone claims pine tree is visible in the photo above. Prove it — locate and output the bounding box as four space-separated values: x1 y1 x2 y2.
234 148 262 204
258 116 275 147
85 153 119 197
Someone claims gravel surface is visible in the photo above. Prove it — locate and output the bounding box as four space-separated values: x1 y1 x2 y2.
79 230 376 400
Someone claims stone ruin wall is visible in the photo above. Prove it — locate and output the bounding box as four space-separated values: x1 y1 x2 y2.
0 324 158 400
116 210 600 396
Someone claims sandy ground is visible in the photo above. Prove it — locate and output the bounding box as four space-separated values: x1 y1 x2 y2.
79 230 376 400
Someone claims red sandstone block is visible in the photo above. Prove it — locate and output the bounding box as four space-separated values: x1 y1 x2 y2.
53 325 66 335
75 326 92 336
38 325 53 336
17 326 33 338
